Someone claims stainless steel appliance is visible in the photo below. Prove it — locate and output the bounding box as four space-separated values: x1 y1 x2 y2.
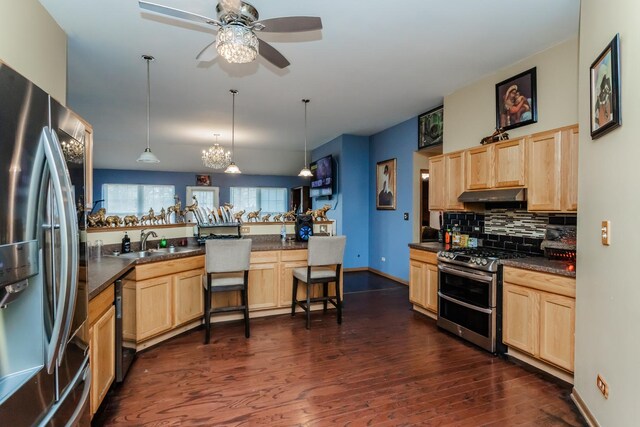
114 280 135 383
437 248 527 353
0 62 91 426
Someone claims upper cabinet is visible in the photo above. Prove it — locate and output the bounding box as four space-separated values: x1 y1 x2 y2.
445 151 465 211
494 138 526 188
428 155 445 211
527 126 578 212
466 145 493 190
428 151 466 211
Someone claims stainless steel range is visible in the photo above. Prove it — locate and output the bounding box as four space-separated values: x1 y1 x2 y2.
436 248 528 353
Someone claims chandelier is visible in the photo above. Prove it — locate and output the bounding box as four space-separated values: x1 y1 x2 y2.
61 138 84 164
216 24 258 64
202 134 231 169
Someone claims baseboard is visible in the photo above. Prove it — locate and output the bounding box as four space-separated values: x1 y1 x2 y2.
367 268 408 285
412 304 437 320
344 267 369 272
571 388 599 427
506 347 574 385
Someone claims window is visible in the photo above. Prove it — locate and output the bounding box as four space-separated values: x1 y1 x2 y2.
230 187 287 216
185 186 220 223
103 183 175 217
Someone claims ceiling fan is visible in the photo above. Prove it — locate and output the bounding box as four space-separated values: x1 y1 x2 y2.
139 0 322 69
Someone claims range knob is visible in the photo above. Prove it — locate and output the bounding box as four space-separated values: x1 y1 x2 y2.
481 258 488 266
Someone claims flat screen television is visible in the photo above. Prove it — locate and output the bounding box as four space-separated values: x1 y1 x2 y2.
309 155 333 197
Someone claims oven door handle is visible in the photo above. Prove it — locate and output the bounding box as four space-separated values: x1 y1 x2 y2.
438 292 493 315
438 264 494 283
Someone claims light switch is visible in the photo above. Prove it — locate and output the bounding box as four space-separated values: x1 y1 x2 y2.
601 220 611 246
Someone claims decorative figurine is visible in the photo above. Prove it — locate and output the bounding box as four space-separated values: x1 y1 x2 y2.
140 207 155 225
246 208 261 222
312 204 332 221
104 215 123 227
283 206 297 222
123 215 139 227
87 208 106 228
272 213 283 222
480 127 509 145
167 195 182 223
158 208 166 225
261 213 271 222
233 210 246 223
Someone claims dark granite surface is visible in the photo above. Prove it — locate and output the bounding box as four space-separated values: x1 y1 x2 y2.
88 236 308 300
408 242 576 278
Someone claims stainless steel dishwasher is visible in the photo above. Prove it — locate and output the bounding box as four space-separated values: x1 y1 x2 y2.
114 279 136 383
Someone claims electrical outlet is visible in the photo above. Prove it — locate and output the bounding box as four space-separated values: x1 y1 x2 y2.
381 257 386 262
403 212 409 221
319 225 327 233
601 220 611 245
596 374 609 398
241 226 250 233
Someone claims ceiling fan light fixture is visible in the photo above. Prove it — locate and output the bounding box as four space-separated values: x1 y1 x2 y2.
216 24 258 64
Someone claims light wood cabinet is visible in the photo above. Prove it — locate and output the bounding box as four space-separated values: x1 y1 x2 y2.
445 151 465 210
502 267 575 373
494 138 526 188
428 155 445 210
173 268 205 327
465 145 493 190
408 249 438 314
527 126 578 212
131 276 173 341
88 284 115 417
248 256 280 310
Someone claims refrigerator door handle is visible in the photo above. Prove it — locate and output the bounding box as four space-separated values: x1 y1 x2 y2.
41 127 79 372
47 128 80 366
65 366 91 427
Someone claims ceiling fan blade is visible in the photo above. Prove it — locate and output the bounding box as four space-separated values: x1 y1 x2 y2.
256 16 322 33
258 38 290 69
196 41 218 61
139 1 219 26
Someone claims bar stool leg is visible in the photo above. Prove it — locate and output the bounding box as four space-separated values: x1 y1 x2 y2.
242 271 250 338
305 282 311 329
291 277 298 316
323 282 328 313
335 275 342 325
204 275 212 344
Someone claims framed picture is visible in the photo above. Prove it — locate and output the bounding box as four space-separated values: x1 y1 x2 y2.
196 174 211 186
590 34 621 139
418 105 443 149
376 158 396 210
495 67 537 131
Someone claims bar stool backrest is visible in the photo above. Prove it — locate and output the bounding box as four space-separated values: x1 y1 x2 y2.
205 239 252 273
307 236 346 267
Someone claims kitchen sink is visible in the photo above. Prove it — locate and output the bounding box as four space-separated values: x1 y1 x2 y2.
111 247 199 259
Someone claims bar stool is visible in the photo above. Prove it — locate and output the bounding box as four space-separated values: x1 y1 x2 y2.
291 236 346 329
203 238 252 344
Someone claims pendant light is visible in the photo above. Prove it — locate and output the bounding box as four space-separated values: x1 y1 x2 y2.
137 55 160 163
298 99 312 177
224 89 241 174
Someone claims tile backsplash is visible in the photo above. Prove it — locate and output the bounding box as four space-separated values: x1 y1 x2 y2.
443 209 577 254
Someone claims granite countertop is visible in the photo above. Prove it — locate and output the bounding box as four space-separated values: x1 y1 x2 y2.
88 236 309 300
408 242 576 278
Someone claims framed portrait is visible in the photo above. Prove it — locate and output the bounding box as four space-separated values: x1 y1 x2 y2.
495 67 537 131
590 34 621 139
376 158 396 210
196 174 211 186
418 105 443 149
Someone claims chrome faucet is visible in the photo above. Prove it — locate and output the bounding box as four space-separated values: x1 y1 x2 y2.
140 229 158 251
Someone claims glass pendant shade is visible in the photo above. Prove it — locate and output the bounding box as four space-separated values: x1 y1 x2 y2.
298 167 313 177
224 162 241 174
137 55 160 163
216 24 259 64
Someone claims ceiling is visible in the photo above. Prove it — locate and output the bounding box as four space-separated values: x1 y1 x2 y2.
40 0 580 176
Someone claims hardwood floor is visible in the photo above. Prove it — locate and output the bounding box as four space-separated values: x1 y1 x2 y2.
93 273 585 426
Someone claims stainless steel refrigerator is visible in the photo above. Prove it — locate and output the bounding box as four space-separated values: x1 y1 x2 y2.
0 62 91 426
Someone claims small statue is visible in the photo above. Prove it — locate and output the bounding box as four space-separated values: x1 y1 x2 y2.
283 206 297 222
167 196 182 223
87 208 106 228
158 208 166 225
481 127 509 145
312 204 332 221
272 213 283 222
261 213 271 222
246 208 261 222
140 208 155 225
233 210 246 223
123 215 139 227
104 215 123 227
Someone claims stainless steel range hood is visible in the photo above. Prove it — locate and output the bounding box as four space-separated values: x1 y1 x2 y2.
458 188 526 203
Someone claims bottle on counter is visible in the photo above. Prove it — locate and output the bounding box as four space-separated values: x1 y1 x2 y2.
452 225 461 248
444 227 451 245
280 223 287 242
160 236 167 248
122 232 131 253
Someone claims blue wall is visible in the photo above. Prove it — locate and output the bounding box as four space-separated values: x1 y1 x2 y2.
310 136 343 234
93 169 306 210
368 117 418 281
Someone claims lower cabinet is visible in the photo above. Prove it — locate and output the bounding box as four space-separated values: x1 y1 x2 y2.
88 284 116 417
408 249 438 314
502 267 575 373
173 269 205 327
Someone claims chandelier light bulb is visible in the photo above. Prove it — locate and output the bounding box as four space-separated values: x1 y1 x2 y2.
216 24 258 64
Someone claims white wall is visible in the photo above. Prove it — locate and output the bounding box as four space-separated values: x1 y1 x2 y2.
443 37 578 153
574 1 640 425
0 0 66 103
